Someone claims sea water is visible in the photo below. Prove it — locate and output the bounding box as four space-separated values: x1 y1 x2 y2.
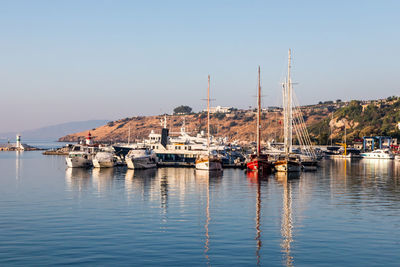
0 151 399 266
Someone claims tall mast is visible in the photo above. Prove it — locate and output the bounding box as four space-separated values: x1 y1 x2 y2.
257 66 261 156
288 49 293 154
344 125 347 156
330 112 333 146
207 75 210 154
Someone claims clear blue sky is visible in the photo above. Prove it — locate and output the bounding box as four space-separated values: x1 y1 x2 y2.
1 0 399 132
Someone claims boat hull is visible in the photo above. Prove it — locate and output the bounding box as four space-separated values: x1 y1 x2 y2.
195 157 222 171
275 160 301 172
92 159 115 168
126 157 157 169
360 154 394 159
66 157 92 168
246 158 273 173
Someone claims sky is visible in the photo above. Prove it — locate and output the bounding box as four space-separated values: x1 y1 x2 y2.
0 0 399 132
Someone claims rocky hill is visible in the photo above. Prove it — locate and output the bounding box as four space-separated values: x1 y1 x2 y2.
59 105 334 144
308 97 400 144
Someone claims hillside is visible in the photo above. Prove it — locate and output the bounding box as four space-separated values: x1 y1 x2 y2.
308 97 400 144
59 106 333 144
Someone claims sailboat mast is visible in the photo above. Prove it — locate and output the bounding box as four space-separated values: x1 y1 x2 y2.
207 75 210 153
287 49 293 154
257 66 261 157
330 112 333 146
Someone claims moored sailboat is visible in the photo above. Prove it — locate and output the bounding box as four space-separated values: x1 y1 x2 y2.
246 66 273 174
195 75 222 171
275 49 301 173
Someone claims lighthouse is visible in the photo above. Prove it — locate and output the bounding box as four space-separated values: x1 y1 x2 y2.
16 134 22 150
86 132 93 145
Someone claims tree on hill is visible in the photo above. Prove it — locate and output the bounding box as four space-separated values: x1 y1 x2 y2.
173 105 192 114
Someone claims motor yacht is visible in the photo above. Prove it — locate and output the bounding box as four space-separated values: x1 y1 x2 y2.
93 151 116 168
125 148 157 169
360 149 394 159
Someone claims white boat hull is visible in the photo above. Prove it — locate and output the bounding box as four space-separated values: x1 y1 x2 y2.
66 157 92 168
126 157 157 169
195 160 222 171
92 159 115 168
360 154 394 159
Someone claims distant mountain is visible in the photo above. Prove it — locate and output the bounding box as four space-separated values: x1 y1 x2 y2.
0 120 109 141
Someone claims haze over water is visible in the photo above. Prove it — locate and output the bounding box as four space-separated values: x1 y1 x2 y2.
0 152 399 266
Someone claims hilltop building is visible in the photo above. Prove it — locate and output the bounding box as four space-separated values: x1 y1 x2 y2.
203 106 232 114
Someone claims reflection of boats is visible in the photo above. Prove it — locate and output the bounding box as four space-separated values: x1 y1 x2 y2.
125 148 157 169
194 169 221 265
246 172 264 265
195 169 223 179
92 167 114 192
275 171 300 181
361 149 394 159
93 151 116 168
65 167 91 180
276 177 296 266
246 67 273 174
65 168 91 192
195 75 222 171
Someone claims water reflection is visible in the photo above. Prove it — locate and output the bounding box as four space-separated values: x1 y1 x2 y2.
65 168 91 192
15 151 22 180
92 168 115 193
276 173 299 267
194 170 223 266
246 171 266 266
124 168 157 202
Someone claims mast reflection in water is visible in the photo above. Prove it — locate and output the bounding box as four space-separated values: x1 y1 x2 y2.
246 171 268 266
276 172 299 267
195 169 222 266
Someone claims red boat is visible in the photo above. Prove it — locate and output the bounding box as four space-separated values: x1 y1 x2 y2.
247 154 273 173
246 67 273 174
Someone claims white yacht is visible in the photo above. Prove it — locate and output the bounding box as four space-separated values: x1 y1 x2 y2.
66 151 92 168
65 145 98 168
93 152 116 168
125 148 157 169
360 149 394 159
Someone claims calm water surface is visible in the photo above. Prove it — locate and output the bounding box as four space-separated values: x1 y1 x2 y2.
0 152 399 266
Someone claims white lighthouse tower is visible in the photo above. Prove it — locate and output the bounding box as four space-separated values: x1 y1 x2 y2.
86 132 93 145
16 134 23 150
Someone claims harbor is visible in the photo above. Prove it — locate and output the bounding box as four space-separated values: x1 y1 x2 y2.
1 1 400 265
